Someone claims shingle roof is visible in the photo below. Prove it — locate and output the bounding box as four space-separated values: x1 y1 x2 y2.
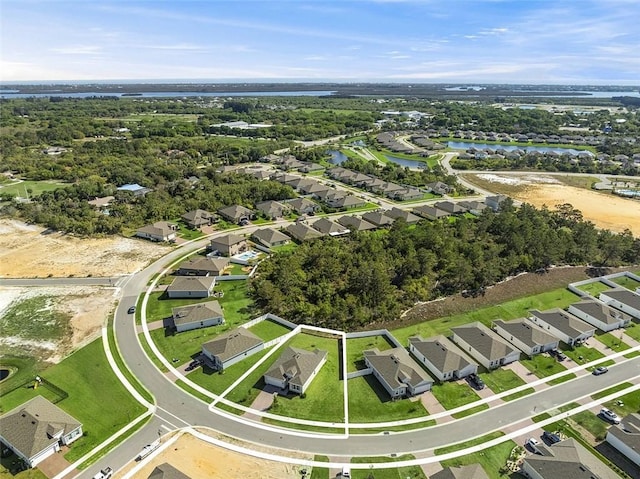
202 328 263 362
451 322 518 361
384 207 421 223
167 276 215 293
431 464 490 479
607 413 640 457
362 211 395 226
172 301 224 327
287 197 318 213
285 223 323 241
569 299 632 325
337 215 377 231
147 463 191 479
364 347 432 390
311 218 350 236
217 205 253 220
601 288 640 311
0 396 81 460
251 228 290 246
181 209 215 226
177 257 229 275
409 335 475 374
136 222 176 238
529 309 595 338
412 205 450 219
264 347 327 388
210 233 246 247
493 318 559 349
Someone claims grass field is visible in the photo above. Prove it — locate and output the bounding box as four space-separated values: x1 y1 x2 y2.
519 354 573 382
0 179 68 198
0 339 146 463
391 286 580 344
430 382 481 410
347 375 428 423
350 455 426 479
576 281 612 297
610 275 640 290
439 436 514 479
479 368 526 394
595 331 631 353
623 322 640 341
345 335 396 372
247 319 293 341
561 343 605 365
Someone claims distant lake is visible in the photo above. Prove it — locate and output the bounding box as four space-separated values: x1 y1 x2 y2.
327 150 427 168
327 150 349 164
447 141 594 156
0 90 337 99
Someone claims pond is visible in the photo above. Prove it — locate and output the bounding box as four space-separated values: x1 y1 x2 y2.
327 150 427 168
446 141 593 156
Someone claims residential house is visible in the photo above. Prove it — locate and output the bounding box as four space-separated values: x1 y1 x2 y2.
599 288 640 319
408 335 477 382
434 201 468 215
201 328 264 370
288 177 315 192
458 200 488 216
363 347 433 399
217 205 254 224
337 215 377 231
117 183 150 196
42 146 67 155
528 309 595 346
521 438 620 479
567 299 632 332
298 162 324 173
492 318 559 357
263 347 328 395
176 257 229 277
606 413 640 466
270 172 298 184
392 187 423 201
251 228 290 249
255 200 289 220
430 464 489 479
450 322 520 370
311 218 350 236
412 205 450 220
172 300 224 333
285 222 323 242
210 234 247 257
300 182 331 196
426 181 452 196
147 463 191 479
485 195 508 212
384 207 421 224
260 154 281 163
166 276 216 299
0 396 83 468
330 194 366 209
181 209 217 229
87 196 114 210
136 222 178 242
287 198 321 215
362 211 395 227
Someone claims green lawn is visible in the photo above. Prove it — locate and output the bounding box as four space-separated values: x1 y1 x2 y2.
0 339 146 463
591 382 633 400
149 324 227 365
610 275 640 291
571 410 609 441
623 322 640 341
520 354 574 382
439 436 514 479
347 375 428 423
602 388 640 419
346 335 396 372
391 287 580 344
350 455 426 479
0 356 41 412
562 343 605 366
595 332 631 353
247 319 293 341
310 456 330 479
174 222 204 241
479 368 526 394
0 179 69 198
576 281 612 297
430 382 481 410
270 242 298 254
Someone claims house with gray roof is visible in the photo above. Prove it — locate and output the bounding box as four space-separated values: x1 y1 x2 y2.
176 257 229 277
299 182 330 196
181 209 217 229
201 328 264 370
492 318 559 357
528 309 595 346
285 222 323 242
568 299 632 332
599 288 640 319
311 218 350 236
135 221 178 242
392 187 423 201
287 177 315 192
172 300 224 333
450 322 520 370
363 347 433 399
606 413 640 466
251 228 290 249
485 195 508 212
431 464 489 479
255 200 289 220
330 194 366 209
0 396 83 468
384 207 421 224
210 233 247 257
409 335 477 382
263 347 328 395
166 276 216 299
217 205 254 224
521 438 620 479
287 197 321 215
362 211 395 227
412 204 450 220
426 181 452 196
337 215 377 231
458 200 488 216
147 463 191 479
298 162 324 173
435 201 468 215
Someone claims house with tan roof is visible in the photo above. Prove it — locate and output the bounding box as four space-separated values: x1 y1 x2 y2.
0 396 83 468
255 200 289 220
606 413 640 466
412 204 450 220
568 299 632 332
263 347 328 394
201 328 264 370
87 196 115 210
450 322 520 370
384 207 421 224
135 221 178 242
181 209 217 229
166 276 216 299
176 257 229 277
285 223 323 242
528 309 595 346
311 218 350 236
251 228 290 249
337 215 377 231
362 211 395 227
210 233 247 257
492 318 559 356
217 205 254 224
363 347 433 399
409 335 477 381
287 197 321 215
172 300 224 333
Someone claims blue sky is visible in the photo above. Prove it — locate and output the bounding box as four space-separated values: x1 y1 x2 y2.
1 0 639 84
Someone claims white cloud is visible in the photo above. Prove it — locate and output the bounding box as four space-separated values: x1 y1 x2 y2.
49 46 103 55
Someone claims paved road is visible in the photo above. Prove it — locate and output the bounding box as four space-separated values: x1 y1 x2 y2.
0 277 123 287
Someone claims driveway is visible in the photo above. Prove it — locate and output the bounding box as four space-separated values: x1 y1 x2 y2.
37 449 75 479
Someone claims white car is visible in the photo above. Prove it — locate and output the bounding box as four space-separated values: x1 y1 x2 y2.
525 438 540 452
600 407 621 424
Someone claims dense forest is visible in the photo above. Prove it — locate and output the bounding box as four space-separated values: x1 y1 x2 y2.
250 202 639 330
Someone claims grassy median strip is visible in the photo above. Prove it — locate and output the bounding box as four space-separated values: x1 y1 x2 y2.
350 455 426 479
439 436 515 479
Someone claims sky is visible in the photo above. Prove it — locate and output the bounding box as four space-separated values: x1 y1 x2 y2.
1 0 639 84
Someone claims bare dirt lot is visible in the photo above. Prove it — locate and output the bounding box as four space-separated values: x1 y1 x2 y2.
123 432 310 479
0 219 171 278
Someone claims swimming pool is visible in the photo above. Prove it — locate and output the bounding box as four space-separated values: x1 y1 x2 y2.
233 250 260 261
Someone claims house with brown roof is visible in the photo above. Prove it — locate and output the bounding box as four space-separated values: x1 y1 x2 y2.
135 222 178 242
172 300 225 333
384 207 421 224
251 228 290 249
363 347 433 399
176 257 229 277
409 335 477 382
528 309 595 346
606 413 640 466
210 233 247 257
0 396 83 468
568 299 632 332
492 318 559 356
217 205 254 224
285 222 323 242
450 322 520 370
181 209 217 229
201 328 264 370
263 347 328 394
337 215 377 231
166 276 216 299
